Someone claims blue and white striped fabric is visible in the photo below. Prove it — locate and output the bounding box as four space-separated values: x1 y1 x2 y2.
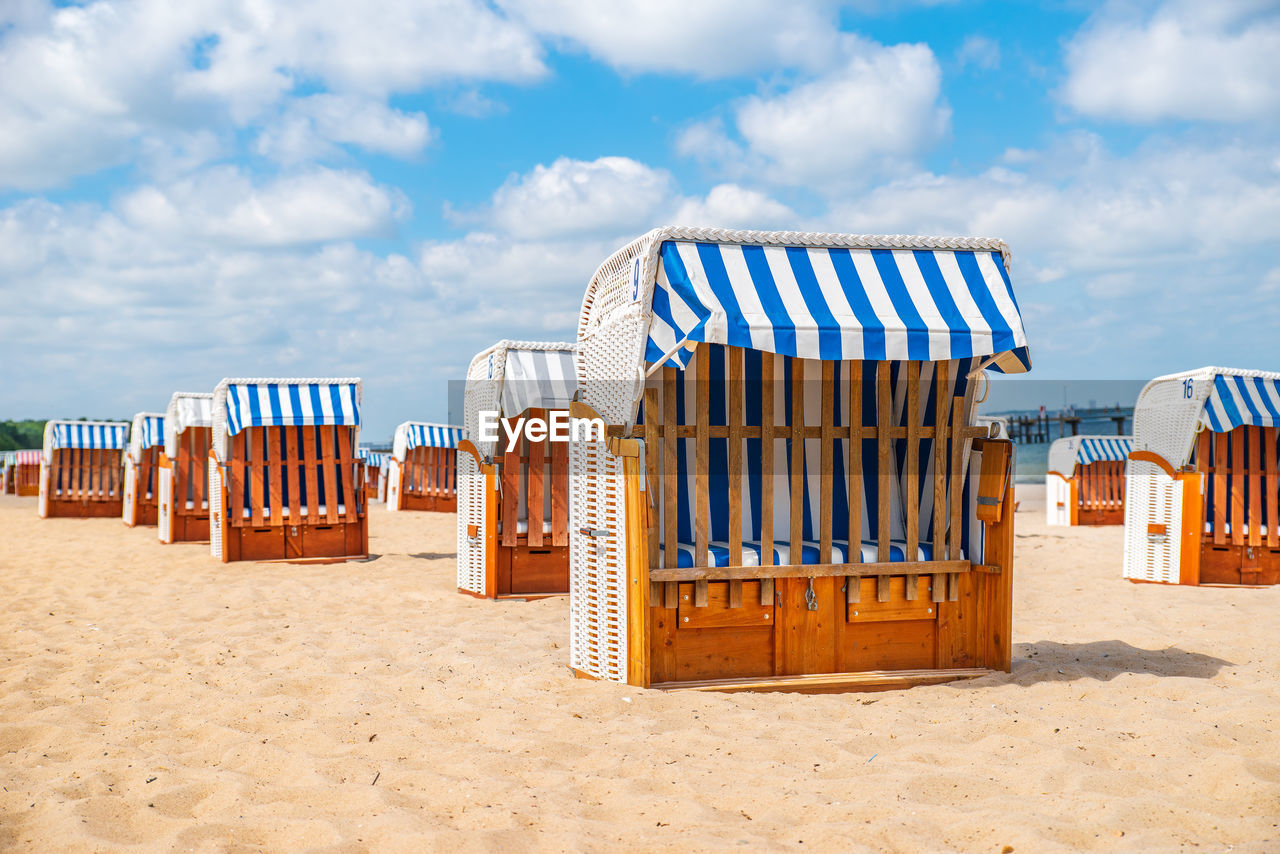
1077 437 1132 464
403 424 462 450
501 347 577 417
644 240 1030 373
363 451 387 469
49 422 129 450
643 344 986 568
1202 373 1280 433
224 382 360 436
138 416 164 450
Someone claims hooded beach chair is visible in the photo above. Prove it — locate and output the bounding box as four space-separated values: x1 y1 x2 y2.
1046 435 1133 526
158 392 214 543
5 449 41 496
457 340 578 598
39 421 130 518
1124 367 1280 586
357 448 387 502
209 378 367 562
386 422 463 512
567 227 1026 692
123 412 165 526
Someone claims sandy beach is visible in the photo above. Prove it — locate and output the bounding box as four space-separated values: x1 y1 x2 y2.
1 488 1277 852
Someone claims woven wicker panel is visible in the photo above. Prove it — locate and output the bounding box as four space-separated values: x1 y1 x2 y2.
1132 371 1217 468
455 452 486 594
1122 461 1180 583
158 465 173 543
122 462 137 525
568 437 627 683
209 459 223 560
1045 473 1071 526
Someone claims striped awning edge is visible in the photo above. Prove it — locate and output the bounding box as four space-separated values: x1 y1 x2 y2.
1077 437 1133 465
1202 373 1280 432
644 238 1029 372
5 450 41 465
500 347 577 417
47 421 130 451
129 413 166 460
224 381 360 436
394 422 463 458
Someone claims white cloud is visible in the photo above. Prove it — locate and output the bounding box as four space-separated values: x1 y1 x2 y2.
0 0 544 189
255 95 433 163
678 39 949 189
672 183 796 229
1063 0 1280 122
822 135 1280 375
956 34 1000 71
485 156 677 239
497 0 844 76
116 166 409 247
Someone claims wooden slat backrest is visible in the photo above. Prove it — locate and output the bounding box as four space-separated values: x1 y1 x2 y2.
228 424 361 528
728 350 744 607
1267 428 1279 550
641 347 987 615
904 362 920 600
338 427 356 519
644 387 662 605
1247 426 1262 549
551 427 569 547
845 361 862 606
695 347 711 607
527 408 547 548
267 427 284 526
52 447 121 501
501 436 519 548
931 362 950 604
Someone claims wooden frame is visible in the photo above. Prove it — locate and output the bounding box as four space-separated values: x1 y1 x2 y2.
363 463 381 502
395 447 458 512
577 348 1017 692
462 410 571 599
215 424 367 562
13 461 40 497
42 448 125 518
1190 425 1279 586
124 445 161 526
160 425 212 542
1066 460 1126 525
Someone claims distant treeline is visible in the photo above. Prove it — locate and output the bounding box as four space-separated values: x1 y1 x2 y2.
0 419 46 451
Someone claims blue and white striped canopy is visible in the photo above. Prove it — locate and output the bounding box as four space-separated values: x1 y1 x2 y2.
360 450 387 469
644 239 1030 372
1202 373 1280 432
398 423 462 452
225 382 360 436
501 347 577 417
48 421 129 451
1077 437 1132 464
136 415 164 450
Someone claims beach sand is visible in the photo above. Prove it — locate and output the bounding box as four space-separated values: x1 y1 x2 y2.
1 488 1277 852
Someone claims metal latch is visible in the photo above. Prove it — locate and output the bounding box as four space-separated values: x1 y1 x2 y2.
578 527 612 558
804 578 818 611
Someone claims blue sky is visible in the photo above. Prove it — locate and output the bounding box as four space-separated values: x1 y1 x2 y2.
0 0 1277 442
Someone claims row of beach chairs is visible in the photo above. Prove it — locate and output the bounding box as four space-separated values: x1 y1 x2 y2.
18 226 1276 693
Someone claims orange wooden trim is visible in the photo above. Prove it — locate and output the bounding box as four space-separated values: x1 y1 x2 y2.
1128 450 1175 477
1147 523 1168 536
1046 470 1071 483
1177 471 1203 586
456 439 484 466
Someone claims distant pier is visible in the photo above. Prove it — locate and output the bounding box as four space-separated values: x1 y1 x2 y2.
1006 406 1133 443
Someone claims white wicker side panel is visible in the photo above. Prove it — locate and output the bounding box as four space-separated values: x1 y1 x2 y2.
122 462 137 524
568 438 628 683
378 466 388 503
456 453 486 594
1045 475 1071 526
1122 460 1181 583
37 460 48 518
158 468 173 544
386 461 402 512
209 458 223 560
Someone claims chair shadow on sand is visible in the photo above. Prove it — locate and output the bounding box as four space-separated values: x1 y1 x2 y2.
409 552 456 561
992 639 1232 686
